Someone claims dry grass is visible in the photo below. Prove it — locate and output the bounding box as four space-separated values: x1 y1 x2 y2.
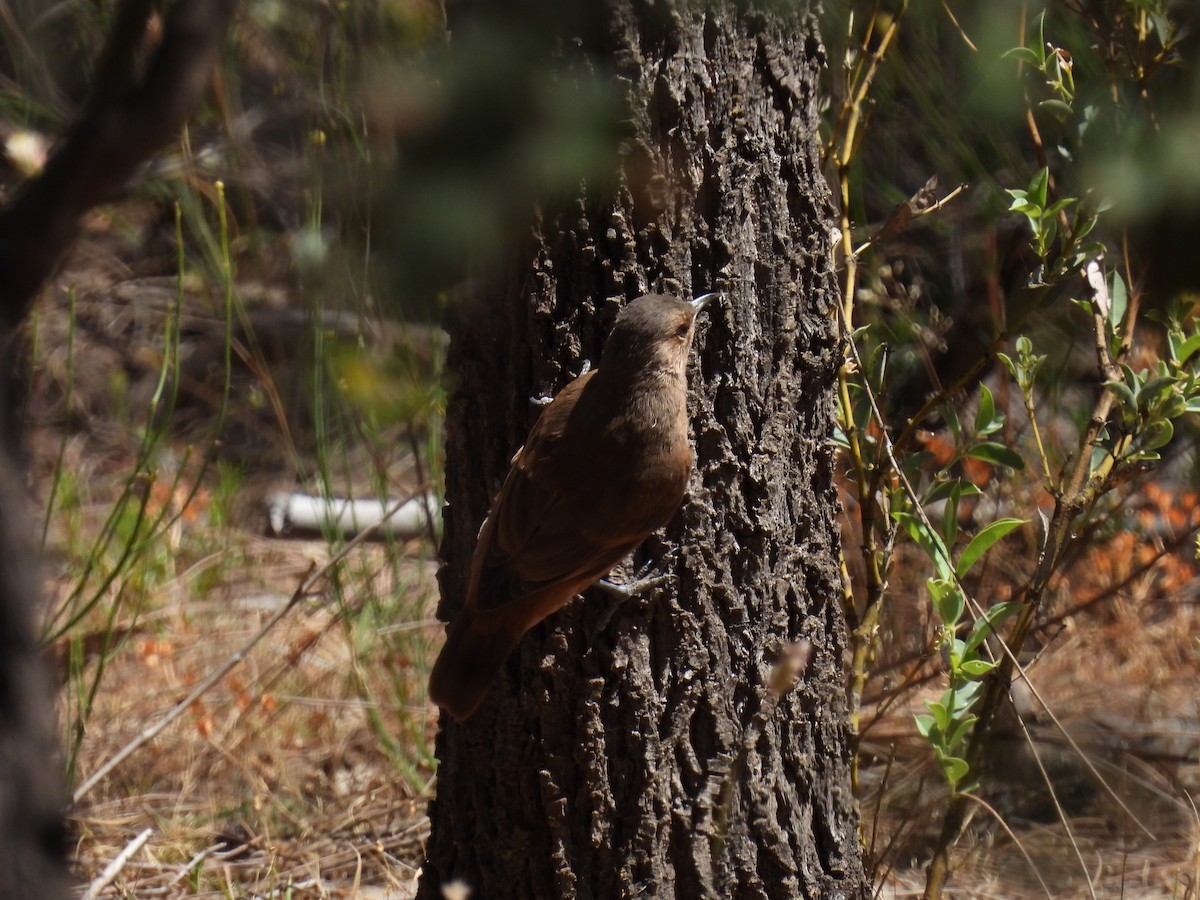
56 479 441 897
19 213 443 897
58 502 440 897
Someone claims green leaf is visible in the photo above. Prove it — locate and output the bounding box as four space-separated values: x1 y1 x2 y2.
1163 393 1188 420
937 752 970 791
943 487 960 547
915 713 937 740
965 601 1018 654
1105 378 1137 417
1028 167 1049 208
1038 98 1075 120
1003 46 1043 67
950 679 984 712
941 402 962 445
1044 197 1076 217
956 517 1027 578
945 714 978 753
1035 217 1058 256
1109 271 1127 329
958 658 996 677
947 637 966 670
966 442 1025 471
895 511 954 581
1137 376 1178 412
929 577 965 626
974 384 996 436
925 478 981 505
1139 418 1174 452
926 695 953 732
998 352 1017 379
1178 332 1200 364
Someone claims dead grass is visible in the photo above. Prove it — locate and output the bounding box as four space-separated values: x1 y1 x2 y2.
15 210 443 896
59 511 440 896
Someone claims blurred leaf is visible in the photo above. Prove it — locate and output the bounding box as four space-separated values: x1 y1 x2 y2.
966 442 1024 470
974 384 995 435
956 517 1026 578
1109 271 1127 328
1037 98 1074 119
1002 46 1043 67
938 753 969 787
1028 167 1049 208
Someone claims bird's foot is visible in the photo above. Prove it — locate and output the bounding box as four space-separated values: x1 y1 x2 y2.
587 562 677 640
594 571 676 600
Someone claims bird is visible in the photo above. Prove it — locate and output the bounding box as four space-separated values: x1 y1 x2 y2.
428 292 717 721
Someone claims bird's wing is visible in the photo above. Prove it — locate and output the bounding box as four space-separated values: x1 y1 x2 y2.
469 370 641 614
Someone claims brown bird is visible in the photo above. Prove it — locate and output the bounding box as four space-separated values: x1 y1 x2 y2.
429 292 717 721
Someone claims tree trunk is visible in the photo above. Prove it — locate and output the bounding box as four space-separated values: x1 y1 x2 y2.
422 2 865 897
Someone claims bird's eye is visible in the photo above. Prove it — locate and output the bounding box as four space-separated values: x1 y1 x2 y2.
675 322 691 339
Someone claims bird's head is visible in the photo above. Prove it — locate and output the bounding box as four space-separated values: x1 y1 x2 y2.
602 292 718 382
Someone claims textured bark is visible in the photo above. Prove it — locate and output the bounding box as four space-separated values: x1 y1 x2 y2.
423 2 865 897
0 457 71 900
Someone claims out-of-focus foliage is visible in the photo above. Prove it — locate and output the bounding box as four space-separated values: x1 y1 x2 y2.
826 2 1200 896
364 9 626 318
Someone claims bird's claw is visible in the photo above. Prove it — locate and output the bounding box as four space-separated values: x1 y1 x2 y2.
595 571 676 599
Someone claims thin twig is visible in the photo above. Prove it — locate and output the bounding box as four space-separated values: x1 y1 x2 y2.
959 794 1054 899
82 827 153 900
851 182 970 257
1012 700 1098 899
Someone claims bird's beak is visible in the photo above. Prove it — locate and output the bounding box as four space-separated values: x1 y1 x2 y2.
691 292 720 312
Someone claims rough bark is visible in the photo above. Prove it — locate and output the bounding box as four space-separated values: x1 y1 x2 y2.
0 457 71 900
422 2 865 898
0 4 234 895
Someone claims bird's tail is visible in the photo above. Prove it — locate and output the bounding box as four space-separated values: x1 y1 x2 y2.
428 609 524 722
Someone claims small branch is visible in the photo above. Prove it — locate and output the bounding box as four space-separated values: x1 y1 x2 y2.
851 181 969 258
81 827 153 900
